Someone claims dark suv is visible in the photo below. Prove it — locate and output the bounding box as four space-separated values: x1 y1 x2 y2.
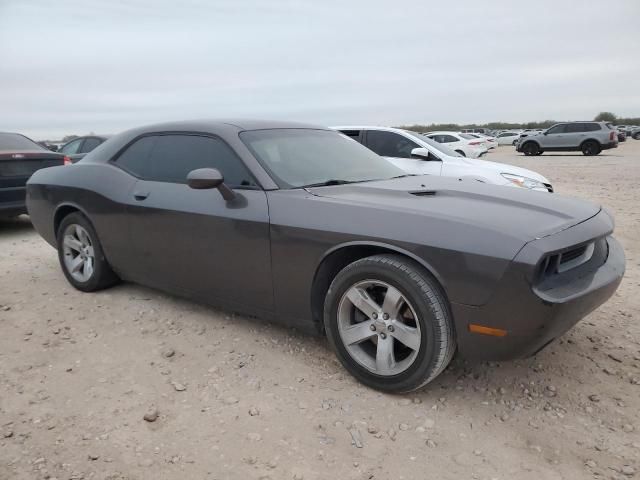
516 122 618 156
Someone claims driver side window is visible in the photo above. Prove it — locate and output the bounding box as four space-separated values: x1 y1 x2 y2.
366 131 419 158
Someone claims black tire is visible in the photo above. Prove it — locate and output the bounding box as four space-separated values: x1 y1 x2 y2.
56 212 119 292
535 150 544 156
581 140 601 156
522 142 539 156
633 133 640 140
454 150 466 157
323 254 455 393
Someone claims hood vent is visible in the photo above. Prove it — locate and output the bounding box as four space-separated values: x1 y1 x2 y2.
410 190 436 197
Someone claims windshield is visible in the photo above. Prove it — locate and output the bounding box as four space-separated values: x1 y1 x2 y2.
0 133 43 151
240 129 405 188
413 132 463 157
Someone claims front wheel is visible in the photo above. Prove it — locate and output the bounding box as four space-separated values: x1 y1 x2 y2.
522 142 539 156
323 254 455 392
581 140 601 156
57 212 119 292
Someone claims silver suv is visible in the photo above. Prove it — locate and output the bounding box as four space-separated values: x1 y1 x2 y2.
516 121 618 156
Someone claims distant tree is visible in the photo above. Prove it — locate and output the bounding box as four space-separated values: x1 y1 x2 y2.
594 112 617 122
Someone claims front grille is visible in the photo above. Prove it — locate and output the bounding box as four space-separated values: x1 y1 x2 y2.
542 244 591 276
559 245 587 264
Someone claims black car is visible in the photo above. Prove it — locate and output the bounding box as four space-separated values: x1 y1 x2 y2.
58 135 110 163
0 132 68 218
26 120 625 392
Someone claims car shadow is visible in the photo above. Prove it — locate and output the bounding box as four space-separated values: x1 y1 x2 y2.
0 215 34 237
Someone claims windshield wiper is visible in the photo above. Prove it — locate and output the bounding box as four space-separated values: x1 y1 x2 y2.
299 179 356 188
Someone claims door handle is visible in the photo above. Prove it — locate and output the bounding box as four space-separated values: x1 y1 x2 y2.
133 191 150 201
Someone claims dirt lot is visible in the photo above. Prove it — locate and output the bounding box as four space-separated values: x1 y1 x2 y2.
1 141 639 480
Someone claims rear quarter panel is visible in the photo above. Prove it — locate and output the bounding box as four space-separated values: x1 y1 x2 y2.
27 164 137 274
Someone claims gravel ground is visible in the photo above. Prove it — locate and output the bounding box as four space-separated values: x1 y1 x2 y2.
1 141 639 480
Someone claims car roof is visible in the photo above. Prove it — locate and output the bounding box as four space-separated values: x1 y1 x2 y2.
134 119 324 133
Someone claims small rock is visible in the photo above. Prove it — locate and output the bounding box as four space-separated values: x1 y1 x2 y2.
500 413 510 422
172 382 186 392
603 367 617 376
387 428 397 441
399 423 410 431
544 385 557 397
367 424 379 435
1 305 10 311
88 454 99 461
585 460 597 468
143 408 159 422
621 466 635 476
426 439 437 448
248 407 260 416
162 348 176 358
222 396 239 405
608 353 623 363
247 432 262 441
622 424 634 433
348 427 363 448
588 394 601 403
3 430 13 438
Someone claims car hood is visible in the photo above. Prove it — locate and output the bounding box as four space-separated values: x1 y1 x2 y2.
307 176 599 242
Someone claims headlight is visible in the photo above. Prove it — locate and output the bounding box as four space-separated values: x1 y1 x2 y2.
501 173 546 190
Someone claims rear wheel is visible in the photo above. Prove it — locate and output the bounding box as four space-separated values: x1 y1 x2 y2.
581 140 601 156
633 133 640 140
522 142 539 156
323 254 455 392
56 212 119 292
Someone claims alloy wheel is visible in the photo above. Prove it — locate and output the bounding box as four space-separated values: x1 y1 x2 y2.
337 280 421 376
62 224 95 282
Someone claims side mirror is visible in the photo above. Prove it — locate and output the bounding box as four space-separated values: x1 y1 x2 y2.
187 168 235 201
410 147 439 161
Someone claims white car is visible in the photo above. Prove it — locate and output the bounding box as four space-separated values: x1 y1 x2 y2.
496 130 523 146
422 131 488 158
466 132 498 149
331 126 553 192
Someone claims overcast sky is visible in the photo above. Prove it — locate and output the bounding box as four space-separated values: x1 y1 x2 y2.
1 0 639 139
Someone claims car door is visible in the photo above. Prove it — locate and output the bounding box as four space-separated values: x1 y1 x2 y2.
114 133 273 314
365 130 442 176
542 124 568 148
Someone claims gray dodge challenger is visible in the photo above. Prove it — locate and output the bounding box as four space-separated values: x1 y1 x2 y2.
26 120 625 392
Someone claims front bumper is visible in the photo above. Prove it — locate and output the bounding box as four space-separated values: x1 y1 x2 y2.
451 214 625 361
